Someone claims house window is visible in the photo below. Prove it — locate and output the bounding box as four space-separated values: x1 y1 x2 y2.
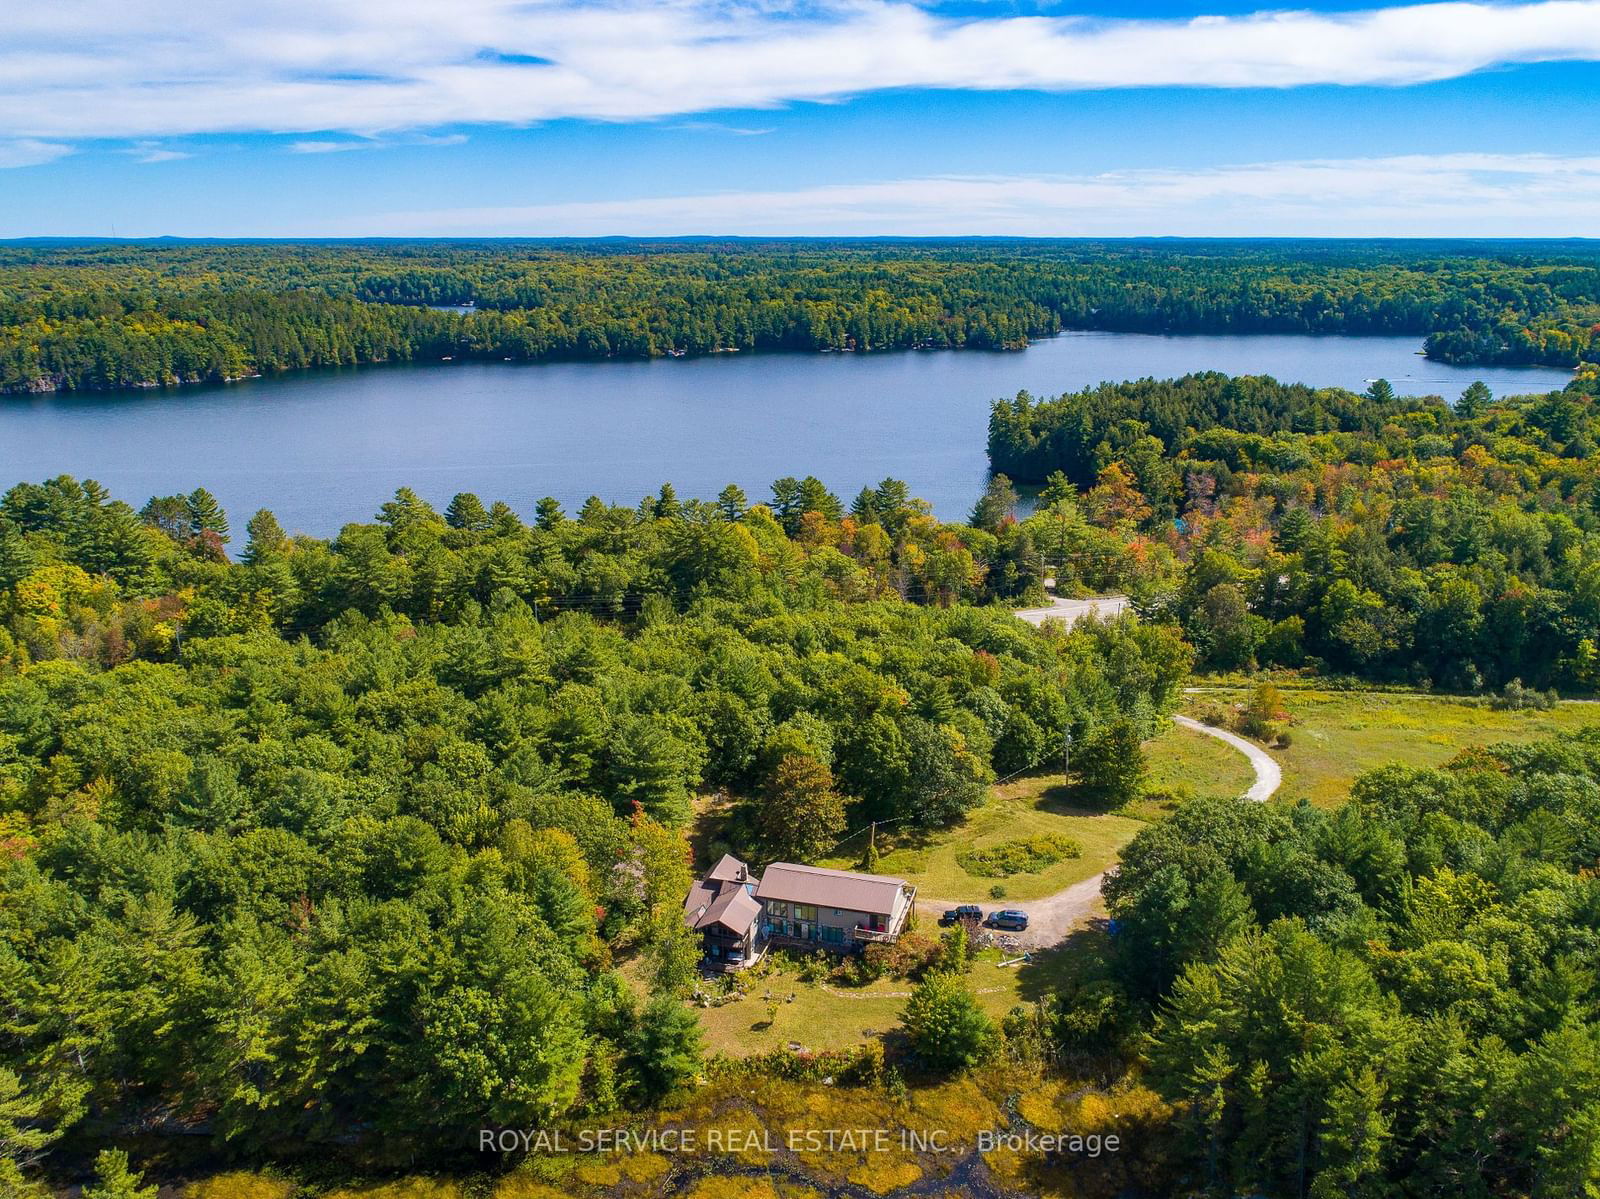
822 926 843 944
768 901 787 918
794 904 817 921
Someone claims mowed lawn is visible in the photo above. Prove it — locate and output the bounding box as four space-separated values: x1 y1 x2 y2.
814 773 1144 902
1186 687 1600 806
695 946 1074 1057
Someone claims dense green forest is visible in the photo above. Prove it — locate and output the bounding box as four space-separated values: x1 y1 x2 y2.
1089 733 1600 1197
991 368 1600 690
2 239 1597 392
0 470 1188 1190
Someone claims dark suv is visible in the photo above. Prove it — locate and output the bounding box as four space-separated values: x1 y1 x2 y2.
939 904 984 926
985 910 1029 931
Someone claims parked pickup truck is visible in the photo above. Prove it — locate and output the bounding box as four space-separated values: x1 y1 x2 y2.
939 904 984 926
984 910 1030 931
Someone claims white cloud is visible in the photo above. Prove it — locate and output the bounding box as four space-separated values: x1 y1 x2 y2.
289 139 380 153
2 1 1599 140
0 138 73 168
670 121 776 136
124 140 191 163
289 132 467 153
357 153 1600 236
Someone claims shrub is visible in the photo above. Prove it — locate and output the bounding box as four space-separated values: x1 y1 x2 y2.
1236 682 1288 739
958 833 1082 877
866 932 940 980
1491 678 1559 710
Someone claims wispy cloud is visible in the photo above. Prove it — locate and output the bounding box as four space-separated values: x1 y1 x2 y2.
3 1 1600 140
124 140 191 163
0 138 73 169
670 121 776 136
289 139 380 154
289 132 467 153
361 153 1600 237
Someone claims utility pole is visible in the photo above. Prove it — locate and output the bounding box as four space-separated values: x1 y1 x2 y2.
1063 729 1073 786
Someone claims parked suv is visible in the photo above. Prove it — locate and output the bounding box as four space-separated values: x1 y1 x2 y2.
939 904 984 926
985 909 1029 931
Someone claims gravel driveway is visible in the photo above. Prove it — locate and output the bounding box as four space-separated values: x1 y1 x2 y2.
919 715 1280 947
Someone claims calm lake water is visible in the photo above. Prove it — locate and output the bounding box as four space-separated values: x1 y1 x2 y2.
0 332 1574 536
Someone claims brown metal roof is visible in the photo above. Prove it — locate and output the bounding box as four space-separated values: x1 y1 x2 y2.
695 885 762 934
683 879 719 925
755 863 908 915
706 853 748 884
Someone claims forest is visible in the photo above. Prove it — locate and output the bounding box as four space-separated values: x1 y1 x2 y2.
1088 731 1600 1198
990 366 1600 690
0 468 1188 1192
1 239 1598 392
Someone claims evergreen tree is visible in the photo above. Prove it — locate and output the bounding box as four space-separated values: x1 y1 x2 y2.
185 486 230 541
715 483 746 522
625 994 704 1101
82 1149 157 1199
535 496 565 530
444 491 490 531
849 486 881 525
1456 380 1492 418
241 508 288 563
901 972 995 1071
653 482 682 520
970 473 1019 533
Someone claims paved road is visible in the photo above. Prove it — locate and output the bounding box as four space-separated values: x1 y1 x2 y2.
1014 593 1131 628
920 714 1279 947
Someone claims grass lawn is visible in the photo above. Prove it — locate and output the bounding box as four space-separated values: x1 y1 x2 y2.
1185 686 1600 806
1143 719 1257 800
814 773 1144 902
695 945 1075 1057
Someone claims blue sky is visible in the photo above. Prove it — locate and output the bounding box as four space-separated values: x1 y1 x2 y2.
3 0 1599 237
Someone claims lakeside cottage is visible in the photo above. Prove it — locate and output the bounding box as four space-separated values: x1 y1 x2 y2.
683 854 918 972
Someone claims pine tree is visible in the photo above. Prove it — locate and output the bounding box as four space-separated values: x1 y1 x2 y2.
185 487 230 542
654 482 682 520
1456 380 1492 418
241 509 288 563
0 521 35 589
901 972 995 1071
625 995 703 1101
535 496 565 530
715 483 747 522
970 473 1019 532
82 1149 157 1199
444 491 490 531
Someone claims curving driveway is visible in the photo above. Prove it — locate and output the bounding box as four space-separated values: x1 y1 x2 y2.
1172 714 1281 802
919 715 1280 947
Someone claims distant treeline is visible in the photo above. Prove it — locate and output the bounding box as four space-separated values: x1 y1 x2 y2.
1 240 1597 392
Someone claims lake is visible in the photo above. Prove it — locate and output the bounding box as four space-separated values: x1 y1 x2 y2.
0 331 1574 537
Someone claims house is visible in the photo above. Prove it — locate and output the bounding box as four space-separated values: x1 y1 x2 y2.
683 853 765 972
683 855 917 971
757 862 917 950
